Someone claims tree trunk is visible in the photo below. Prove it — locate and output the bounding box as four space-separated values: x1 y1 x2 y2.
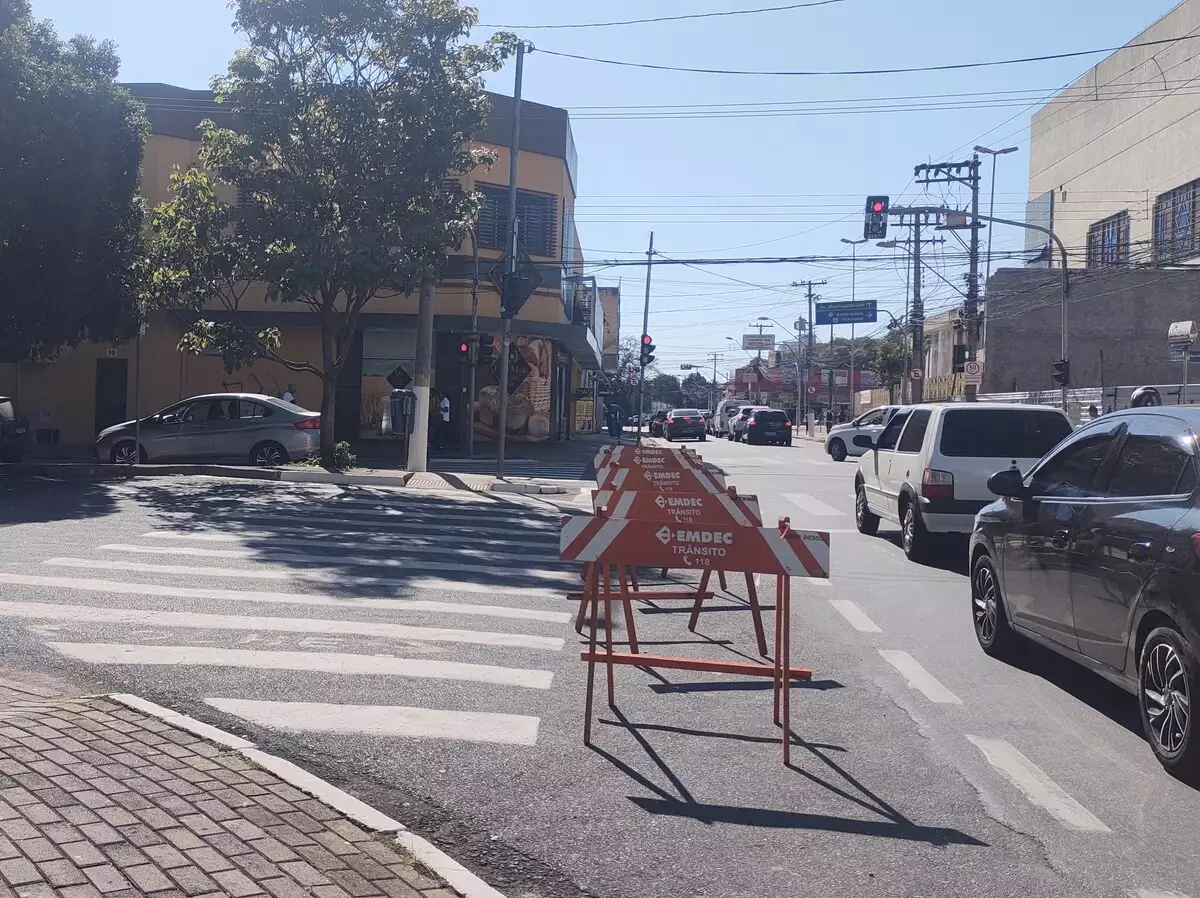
320 322 338 466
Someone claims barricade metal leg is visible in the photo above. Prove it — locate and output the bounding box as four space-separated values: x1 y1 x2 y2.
603 563 616 708
773 578 783 726
780 573 791 765
583 562 600 745
628 566 640 591
718 570 728 592
745 572 769 658
660 568 669 579
575 562 593 634
687 569 713 634
617 565 639 653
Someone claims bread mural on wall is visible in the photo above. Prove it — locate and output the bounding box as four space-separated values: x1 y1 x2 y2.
472 336 554 442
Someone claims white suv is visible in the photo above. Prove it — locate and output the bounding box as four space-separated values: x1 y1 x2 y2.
825 405 903 462
853 403 1073 561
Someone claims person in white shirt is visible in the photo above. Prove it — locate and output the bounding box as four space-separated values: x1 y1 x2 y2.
282 384 296 403
438 394 451 448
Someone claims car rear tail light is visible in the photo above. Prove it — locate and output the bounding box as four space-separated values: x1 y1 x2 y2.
294 417 320 430
922 468 954 501
748 416 758 425
784 420 791 427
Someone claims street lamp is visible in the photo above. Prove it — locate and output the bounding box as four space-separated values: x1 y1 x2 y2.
840 238 868 414
974 145 1019 286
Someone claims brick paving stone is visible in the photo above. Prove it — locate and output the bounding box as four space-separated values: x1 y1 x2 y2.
326 821 370 844
325 868 382 898
294 845 347 873
95 807 139 828
261 877 314 898
16 806 57 828
278 813 323 835
26 762 64 779
203 833 251 858
153 795 196 817
38 858 88 887
179 814 221 837
247 837 298 863
211 868 264 897
376 880 420 898
0 838 17 863
0 822 37 843
391 868 438 892
223 821 265 842
253 795 293 814
47 774 89 793
142 844 190 870
166 864 216 895
15 837 61 863
59 883 104 898
184 846 234 872
313 833 358 858
110 792 155 813
263 824 313 848
136 808 177 830
58 843 106 869
101 844 145 868
231 853 280 881
238 808 281 830
194 800 238 822
359 842 406 868
59 808 100 827
40 822 81 844
115 823 162 848
162 828 206 851
82 865 130 894
124 863 174 893
14 883 59 898
209 789 254 809
77 824 121 847
277 860 330 887
293 801 340 824
344 855 392 882
0 857 41 886
311 887 353 898
0 803 19 823
72 792 113 811
0 794 35 811
232 784 269 799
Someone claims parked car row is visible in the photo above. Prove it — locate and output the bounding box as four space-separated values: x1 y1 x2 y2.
849 400 1200 779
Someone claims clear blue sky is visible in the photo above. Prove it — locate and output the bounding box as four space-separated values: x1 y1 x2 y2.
33 0 1177 377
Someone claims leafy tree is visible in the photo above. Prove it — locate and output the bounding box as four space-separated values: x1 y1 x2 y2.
0 0 147 361
646 372 681 409
680 371 712 408
143 0 513 462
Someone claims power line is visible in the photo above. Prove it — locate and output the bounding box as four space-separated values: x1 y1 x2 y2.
480 1 844 30
534 33 1200 78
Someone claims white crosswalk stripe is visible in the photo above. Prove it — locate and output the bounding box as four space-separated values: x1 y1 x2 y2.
3 483 578 747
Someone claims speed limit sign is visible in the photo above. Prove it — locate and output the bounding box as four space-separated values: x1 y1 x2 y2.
807 385 817 395
909 367 923 381
964 360 982 377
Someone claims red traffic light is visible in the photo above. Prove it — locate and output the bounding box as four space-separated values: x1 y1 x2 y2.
872 201 884 213
459 342 468 353
641 334 653 345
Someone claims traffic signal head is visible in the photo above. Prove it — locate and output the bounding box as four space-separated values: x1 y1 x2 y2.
1051 358 1071 386
478 334 497 365
640 334 656 366
864 195 889 240
458 340 470 363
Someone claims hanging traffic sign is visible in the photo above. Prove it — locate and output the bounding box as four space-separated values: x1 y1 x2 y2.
385 365 413 390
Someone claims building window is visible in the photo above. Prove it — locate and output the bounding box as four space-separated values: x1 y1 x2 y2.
1154 179 1200 263
474 183 558 258
1086 211 1129 267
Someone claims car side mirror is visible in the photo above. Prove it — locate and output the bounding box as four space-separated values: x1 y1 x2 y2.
987 468 1028 499
852 434 875 450
160 414 177 425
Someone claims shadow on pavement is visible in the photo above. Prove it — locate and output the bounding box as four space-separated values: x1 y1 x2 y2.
0 478 121 524
111 480 571 598
594 707 986 846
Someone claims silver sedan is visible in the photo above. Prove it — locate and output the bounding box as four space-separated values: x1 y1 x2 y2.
96 393 321 466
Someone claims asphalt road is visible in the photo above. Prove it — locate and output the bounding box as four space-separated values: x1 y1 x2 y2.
1 441 1198 898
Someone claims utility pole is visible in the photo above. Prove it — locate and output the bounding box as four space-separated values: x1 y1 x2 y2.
791 279 826 433
877 235 944 404
467 225 479 459
706 351 721 411
496 40 525 479
634 231 654 446
911 213 926 404
409 274 435 471
915 157 982 400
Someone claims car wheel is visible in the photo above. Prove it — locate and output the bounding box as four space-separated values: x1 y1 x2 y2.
700 433 707 442
855 484 880 536
250 441 289 467
785 438 793 447
829 439 847 462
972 553 1018 658
1139 627 1200 780
664 433 673 441
110 441 141 466
901 500 932 562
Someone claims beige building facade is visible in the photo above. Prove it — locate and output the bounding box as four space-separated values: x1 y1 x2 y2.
1028 0 1200 267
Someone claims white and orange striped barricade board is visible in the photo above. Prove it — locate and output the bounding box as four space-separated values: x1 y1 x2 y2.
586 487 769 654
594 445 703 472
596 461 726 494
560 516 828 764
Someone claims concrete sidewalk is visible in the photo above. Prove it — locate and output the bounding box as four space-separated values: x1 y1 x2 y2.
0 679 483 898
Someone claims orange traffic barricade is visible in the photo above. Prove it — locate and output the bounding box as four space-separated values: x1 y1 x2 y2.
560 515 830 764
583 486 773 656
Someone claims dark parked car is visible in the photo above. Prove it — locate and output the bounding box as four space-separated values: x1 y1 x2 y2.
971 407 1200 778
0 397 30 462
664 408 707 442
728 405 768 442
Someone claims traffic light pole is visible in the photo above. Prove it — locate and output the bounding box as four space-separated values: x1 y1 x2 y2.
467 225 479 459
496 40 526 480
635 231 654 446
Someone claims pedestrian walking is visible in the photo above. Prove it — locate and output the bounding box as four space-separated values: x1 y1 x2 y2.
439 392 452 448
282 383 296 403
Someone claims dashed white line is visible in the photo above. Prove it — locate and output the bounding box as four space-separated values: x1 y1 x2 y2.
967 735 1110 833
878 650 962 704
783 493 845 517
829 600 882 633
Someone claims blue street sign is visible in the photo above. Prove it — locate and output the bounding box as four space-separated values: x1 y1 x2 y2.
815 300 877 326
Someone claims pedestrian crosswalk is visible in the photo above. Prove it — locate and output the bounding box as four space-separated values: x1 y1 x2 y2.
425 457 591 482
3 481 576 747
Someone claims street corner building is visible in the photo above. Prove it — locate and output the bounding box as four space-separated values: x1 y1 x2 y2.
0 83 616 455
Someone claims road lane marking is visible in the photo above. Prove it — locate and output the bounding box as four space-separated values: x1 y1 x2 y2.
783 493 845 517
0 601 563 651
45 556 577 585
966 735 1110 833
829 600 882 632
182 502 559 528
142 528 557 551
47 643 554 689
206 698 540 746
1130 890 1191 898
0 574 567 622
878 650 962 704
100 543 566 565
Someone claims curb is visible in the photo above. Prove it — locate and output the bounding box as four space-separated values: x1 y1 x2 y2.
109 693 506 898
488 481 569 495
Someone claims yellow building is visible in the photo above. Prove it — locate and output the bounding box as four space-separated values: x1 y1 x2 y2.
0 83 602 454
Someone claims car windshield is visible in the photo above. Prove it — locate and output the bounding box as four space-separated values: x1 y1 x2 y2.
671 409 701 417
940 408 1073 458
0 400 13 420
755 410 788 423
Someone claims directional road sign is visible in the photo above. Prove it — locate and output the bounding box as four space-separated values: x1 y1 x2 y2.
814 300 878 326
